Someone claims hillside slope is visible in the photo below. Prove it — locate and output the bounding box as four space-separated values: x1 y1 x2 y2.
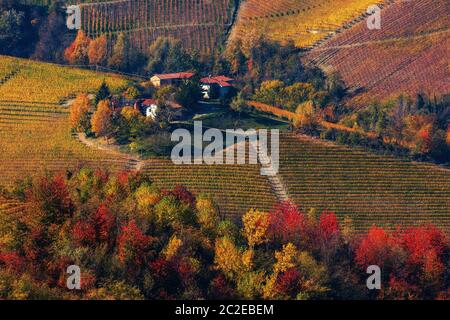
280 134 450 233
0 55 276 217
229 0 384 49
305 0 450 106
0 55 130 185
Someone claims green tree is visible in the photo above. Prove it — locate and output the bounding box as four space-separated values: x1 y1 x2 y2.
94 80 110 107
147 37 195 74
174 80 202 110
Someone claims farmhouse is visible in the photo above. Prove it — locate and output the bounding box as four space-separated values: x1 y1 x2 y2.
200 75 234 99
150 72 194 87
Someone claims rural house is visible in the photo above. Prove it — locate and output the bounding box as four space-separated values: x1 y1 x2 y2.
150 72 194 87
200 75 234 99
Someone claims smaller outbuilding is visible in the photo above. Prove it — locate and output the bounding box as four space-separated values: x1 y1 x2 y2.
150 72 194 87
200 75 234 99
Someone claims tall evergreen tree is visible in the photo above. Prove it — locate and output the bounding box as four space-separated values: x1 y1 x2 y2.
94 80 111 107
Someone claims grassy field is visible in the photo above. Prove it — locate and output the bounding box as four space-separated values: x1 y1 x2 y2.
279 134 450 233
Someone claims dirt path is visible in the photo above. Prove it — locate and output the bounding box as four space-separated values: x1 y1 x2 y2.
63 97 144 171
76 132 144 171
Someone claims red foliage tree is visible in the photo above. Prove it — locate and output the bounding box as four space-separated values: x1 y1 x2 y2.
318 211 340 241
118 220 151 266
0 251 26 273
355 226 394 268
268 201 305 243
275 268 301 298
172 185 196 207
72 220 97 246
28 174 74 224
93 204 115 242
395 225 446 277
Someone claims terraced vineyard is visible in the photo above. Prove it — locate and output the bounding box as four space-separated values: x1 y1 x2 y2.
230 0 384 49
279 134 450 233
141 159 277 218
305 0 450 106
0 55 130 186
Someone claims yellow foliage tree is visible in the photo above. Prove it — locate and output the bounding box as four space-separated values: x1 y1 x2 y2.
196 196 220 232
121 106 143 122
274 243 299 273
214 237 243 279
69 94 91 132
164 235 183 260
242 208 270 248
134 183 160 217
91 100 113 140
294 100 316 129
264 243 329 299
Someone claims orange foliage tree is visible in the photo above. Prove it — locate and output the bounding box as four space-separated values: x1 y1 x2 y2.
69 94 91 132
88 35 107 66
91 100 113 140
64 30 91 65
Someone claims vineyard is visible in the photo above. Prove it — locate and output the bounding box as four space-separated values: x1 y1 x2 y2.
279 134 450 233
141 160 277 217
229 0 384 49
305 0 450 106
19 0 236 54
0 55 130 186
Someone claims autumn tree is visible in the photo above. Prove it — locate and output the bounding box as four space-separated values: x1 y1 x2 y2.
214 237 243 280
64 30 91 65
118 219 151 268
196 195 220 233
91 100 113 141
88 35 107 66
32 5 66 62
108 32 129 71
268 201 305 244
242 209 270 248
69 93 91 132
264 243 328 299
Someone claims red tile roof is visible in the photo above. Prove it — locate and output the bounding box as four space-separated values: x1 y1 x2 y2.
200 76 234 87
142 99 157 106
153 72 194 80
